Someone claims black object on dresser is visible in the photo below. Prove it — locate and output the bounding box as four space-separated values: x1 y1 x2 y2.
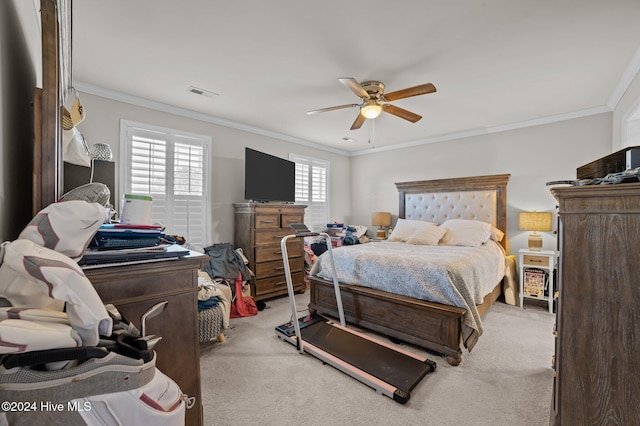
550 184 640 425
576 146 640 179
234 203 307 301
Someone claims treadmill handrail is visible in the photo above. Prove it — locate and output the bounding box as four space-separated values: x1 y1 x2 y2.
280 232 346 354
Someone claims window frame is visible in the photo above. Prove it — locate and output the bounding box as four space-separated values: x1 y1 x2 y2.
119 119 212 245
289 153 330 231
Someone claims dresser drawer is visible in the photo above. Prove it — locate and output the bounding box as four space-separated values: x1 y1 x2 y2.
281 213 305 228
255 229 295 245
255 214 280 229
254 272 304 297
255 242 302 262
255 256 303 278
523 254 549 267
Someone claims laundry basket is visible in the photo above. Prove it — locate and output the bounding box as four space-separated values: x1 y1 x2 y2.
198 305 225 343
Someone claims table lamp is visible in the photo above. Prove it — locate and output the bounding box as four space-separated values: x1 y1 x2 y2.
372 212 392 239
519 211 552 251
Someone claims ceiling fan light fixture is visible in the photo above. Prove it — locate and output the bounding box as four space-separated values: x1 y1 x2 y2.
361 101 382 119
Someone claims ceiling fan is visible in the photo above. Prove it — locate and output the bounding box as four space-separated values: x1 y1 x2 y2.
307 78 437 130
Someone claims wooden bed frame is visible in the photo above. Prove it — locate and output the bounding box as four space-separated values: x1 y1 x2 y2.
308 174 510 366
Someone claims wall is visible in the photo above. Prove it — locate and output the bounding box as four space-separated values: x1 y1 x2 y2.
0 0 40 241
613 66 640 150
349 113 613 255
74 92 351 245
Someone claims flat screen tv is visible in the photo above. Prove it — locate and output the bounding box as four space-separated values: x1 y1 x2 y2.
244 148 296 203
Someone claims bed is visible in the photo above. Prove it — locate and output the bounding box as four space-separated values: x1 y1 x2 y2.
308 174 510 366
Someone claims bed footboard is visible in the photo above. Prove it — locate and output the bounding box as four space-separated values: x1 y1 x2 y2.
309 275 467 365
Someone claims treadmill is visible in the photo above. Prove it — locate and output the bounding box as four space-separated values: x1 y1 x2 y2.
275 224 436 404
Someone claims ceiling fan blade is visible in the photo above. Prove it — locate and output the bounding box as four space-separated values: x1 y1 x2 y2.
339 78 370 100
350 112 367 130
383 104 422 123
383 83 436 102
307 104 359 115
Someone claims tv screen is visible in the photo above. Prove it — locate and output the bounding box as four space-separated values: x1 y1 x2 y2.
244 148 296 203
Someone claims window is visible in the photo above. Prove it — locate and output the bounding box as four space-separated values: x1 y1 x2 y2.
120 120 211 246
289 153 330 231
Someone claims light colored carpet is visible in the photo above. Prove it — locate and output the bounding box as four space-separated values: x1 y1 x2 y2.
199 292 554 426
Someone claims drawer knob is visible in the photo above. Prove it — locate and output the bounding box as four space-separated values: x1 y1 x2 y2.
551 355 555 368
554 291 559 299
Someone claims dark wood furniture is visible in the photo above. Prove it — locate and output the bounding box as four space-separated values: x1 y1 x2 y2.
234 203 306 301
35 0 67 215
85 256 206 426
576 146 640 179
550 184 640 425
309 174 510 366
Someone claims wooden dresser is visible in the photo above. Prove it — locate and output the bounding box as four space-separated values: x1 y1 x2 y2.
85 255 206 426
234 203 306 300
550 184 640 425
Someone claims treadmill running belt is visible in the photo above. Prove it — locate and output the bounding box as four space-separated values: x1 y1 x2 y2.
300 319 434 392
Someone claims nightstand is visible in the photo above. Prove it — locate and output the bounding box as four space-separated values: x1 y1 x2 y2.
518 248 557 313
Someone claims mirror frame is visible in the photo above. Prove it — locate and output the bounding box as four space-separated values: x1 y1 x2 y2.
34 0 70 214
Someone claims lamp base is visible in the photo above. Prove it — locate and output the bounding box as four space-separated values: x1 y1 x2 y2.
528 233 543 251
376 228 386 239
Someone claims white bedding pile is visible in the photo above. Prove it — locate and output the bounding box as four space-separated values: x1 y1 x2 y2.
309 239 506 350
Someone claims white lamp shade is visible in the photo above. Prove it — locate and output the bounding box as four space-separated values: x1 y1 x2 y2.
361 101 382 119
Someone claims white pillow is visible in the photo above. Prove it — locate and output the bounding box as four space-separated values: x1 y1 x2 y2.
490 226 505 242
440 219 492 247
388 219 438 242
406 225 448 246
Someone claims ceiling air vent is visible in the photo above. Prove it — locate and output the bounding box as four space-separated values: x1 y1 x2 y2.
188 86 219 99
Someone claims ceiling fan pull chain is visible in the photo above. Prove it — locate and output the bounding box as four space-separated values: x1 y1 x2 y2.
369 118 374 146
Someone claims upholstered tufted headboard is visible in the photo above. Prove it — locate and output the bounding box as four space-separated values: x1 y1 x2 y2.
395 174 510 248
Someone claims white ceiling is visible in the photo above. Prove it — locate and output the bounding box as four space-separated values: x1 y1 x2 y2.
71 0 640 155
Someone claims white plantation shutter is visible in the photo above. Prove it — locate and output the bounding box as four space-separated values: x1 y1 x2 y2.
290 154 330 231
171 136 205 243
121 121 210 246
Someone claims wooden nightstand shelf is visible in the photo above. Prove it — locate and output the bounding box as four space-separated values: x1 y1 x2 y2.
518 248 557 313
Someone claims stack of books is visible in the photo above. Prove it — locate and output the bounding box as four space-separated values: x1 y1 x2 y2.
80 224 189 267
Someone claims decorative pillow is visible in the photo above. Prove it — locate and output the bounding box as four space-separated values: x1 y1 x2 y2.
406 225 448 246
490 226 505 242
440 219 492 247
387 219 438 242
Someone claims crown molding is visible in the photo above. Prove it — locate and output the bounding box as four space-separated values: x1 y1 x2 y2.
608 45 640 110
350 105 611 156
73 81 351 157
75 79 622 159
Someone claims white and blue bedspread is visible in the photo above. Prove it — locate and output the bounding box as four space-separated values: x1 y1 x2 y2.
309 240 506 350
